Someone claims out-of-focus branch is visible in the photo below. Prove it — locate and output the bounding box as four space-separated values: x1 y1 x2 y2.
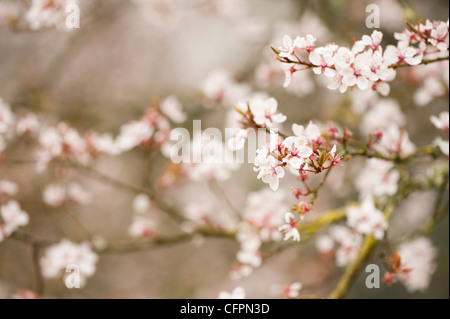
10 231 52 246
31 243 44 295
328 234 377 299
67 160 187 224
422 173 449 235
347 144 441 164
328 205 395 299
207 180 242 220
97 229 236 254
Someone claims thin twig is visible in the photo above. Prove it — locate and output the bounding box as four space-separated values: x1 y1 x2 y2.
207 180 242 220
67 161 187 223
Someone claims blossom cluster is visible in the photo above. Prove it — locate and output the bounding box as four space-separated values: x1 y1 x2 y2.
316 200 388 266
0 96 185 169
0 159 29 241
253 120 341 191
355 158 400 199
128 194 157 238
218 286 246 299
231 189 288 280
274 20 449 96
346 197 388 240
1 95 187 287
411 60 449 107
0 197 29 242
180 139 239 182
254 13 329 97
396 237 437 292
0 98 15 153
1 6 449 297
43 182 92 207
181 195 237 233
316 225 363 267
430 111 449 156
111 95 186 155
281 282 303 299
25 0 79 30
40 239 98 287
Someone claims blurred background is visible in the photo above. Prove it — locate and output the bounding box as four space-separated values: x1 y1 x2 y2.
0 0 448 298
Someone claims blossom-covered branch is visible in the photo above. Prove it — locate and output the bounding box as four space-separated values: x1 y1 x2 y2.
272 20 449 96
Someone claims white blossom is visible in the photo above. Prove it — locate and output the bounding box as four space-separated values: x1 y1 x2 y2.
25 0 79 31
43 184 66 207
87 133 119 156
218 287 246 299
278 212 300 242
254 154 285 191
250 97 287 128
132 194 152 214
397 237 437 292
160 96 186 124
128 215 156 238
38 123 89 164
0 200 29 241
316 234 334 254
346 197 388 240
362 30 383 51
438 139 449 156
309 45 337 77
115 121 154 152
227 128 249 151
40 239 98 287
384 44 422 66
291 122 322 143
328 225 363 267
200 70 250 107
184 140 239 182
360 99 405 135
430 112 449 131
428 20 450 51
274 25 449 96
282 282 303 298
43 183 91 207
373 125 416 158
355 158 400 198
282 135 313 170
415 77 447 106
16 114 40 136
0 180 18 197
278 35 302 59
296 34 316 52
242 188 287 242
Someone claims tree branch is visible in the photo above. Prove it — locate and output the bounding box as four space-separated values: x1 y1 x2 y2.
31 243 44 295
328 234 377 299
328 205 395 299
